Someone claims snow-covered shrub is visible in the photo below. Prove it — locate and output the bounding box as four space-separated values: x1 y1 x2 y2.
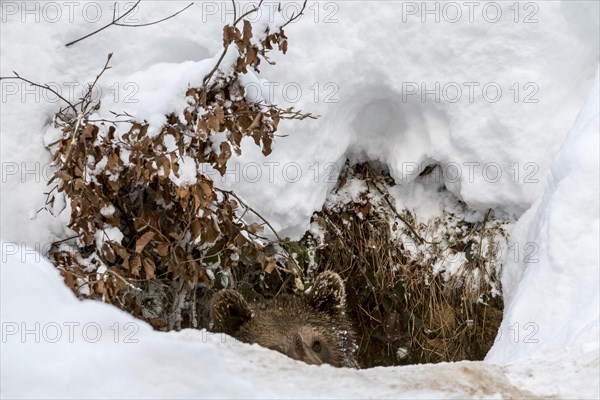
46 5 313 330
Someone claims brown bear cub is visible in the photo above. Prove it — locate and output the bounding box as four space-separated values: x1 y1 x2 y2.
210 271 358 368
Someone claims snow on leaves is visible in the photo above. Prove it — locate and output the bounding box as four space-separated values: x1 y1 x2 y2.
46 4 313 327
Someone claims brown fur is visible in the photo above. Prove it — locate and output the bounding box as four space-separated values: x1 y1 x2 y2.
210 271 358 368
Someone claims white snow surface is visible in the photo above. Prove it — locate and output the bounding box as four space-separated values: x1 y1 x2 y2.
1 245 598 399
1 1 599 398
486 68 600 365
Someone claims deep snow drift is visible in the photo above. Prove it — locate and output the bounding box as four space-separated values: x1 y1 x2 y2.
1 1 599 398
486 68 600 367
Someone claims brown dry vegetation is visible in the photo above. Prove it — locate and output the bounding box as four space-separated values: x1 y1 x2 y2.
306 162 507 368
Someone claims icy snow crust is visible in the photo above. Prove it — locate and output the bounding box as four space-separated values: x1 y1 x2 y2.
1 1 599 398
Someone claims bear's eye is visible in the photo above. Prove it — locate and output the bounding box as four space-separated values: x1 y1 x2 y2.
312 340 322 353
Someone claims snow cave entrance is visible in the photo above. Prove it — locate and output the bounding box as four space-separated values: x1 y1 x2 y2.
302 161 507 368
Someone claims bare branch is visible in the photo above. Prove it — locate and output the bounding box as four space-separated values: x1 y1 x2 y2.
50 234 80 248
0 73 78 115
65 2 194 47
81 53 113 113
216 187 303 275
65 1 141 47
234 0 263 25
281 0 308 28
202 47 230 87
365 164 440 245
231 0 237 25
114 3 194 27
217 188 282 242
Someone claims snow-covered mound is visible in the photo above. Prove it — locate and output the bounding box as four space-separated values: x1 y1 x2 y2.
487 68 600 365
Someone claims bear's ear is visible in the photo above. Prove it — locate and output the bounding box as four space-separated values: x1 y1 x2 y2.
306 271 346 316
211 290 253 335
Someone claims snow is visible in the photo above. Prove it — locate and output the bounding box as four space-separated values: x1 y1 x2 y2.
0 250 250 399
94 226 124 251
2 245 598 399
1 1 599 398
169 155 198 186
99 205 115 217
486 67 600 365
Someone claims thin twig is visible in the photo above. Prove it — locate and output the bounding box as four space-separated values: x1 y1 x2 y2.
0 73 78 115
81 53 113 113
365 165 440 245
107 269 143 291
63 53 113 166
65 2 194 47
202 47 230 87
66 1 141 47
50 235 80 248
217 188 282 243
281 0 308 28
114 3 194 27
233 0 263 25
216 187 302 274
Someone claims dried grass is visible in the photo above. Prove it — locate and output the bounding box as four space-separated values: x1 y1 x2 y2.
306 162 507 368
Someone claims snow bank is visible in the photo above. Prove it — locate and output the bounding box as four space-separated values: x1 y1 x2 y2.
2 244 598 399
486 68 600 365
0 244 257 399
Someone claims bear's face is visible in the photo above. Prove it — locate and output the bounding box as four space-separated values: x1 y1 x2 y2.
210 271 358 368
